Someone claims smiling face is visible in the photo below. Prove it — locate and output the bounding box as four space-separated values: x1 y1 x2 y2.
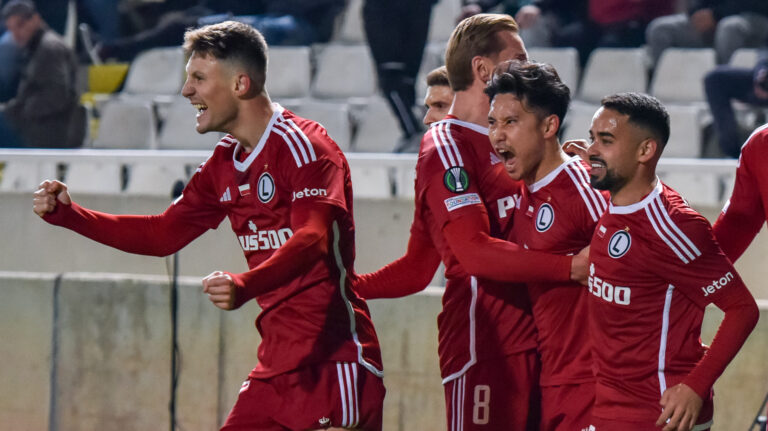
181 52 239 134
586 107 641 193
423 84 453 126
488 93 549 184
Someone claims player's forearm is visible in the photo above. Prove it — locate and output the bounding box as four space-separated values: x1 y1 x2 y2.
682 293 759 399
229 217 330 307
356 238 441 299
442 217 571 283
44 201 201 256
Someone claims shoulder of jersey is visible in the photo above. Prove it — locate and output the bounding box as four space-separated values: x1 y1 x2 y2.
559 158 608 222
272 109 337 168
741 122 768 157
421 119 478 170
644 183 706 264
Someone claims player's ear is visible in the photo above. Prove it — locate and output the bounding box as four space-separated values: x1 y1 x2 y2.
472 55 492 83
233 73 251 96
637 138 658 162
542 114 559 139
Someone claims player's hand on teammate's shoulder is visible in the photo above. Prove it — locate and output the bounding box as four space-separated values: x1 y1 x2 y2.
202 271 238 310
562 139 590 160
33 180 71 217
570 246 590 286
656 383 703 431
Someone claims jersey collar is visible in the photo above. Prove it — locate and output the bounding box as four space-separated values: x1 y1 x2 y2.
232 103 285 172
528 155 581 193
608 178 663 214
439 116 489 135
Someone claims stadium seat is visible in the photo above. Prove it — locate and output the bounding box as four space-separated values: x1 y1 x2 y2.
64 160 123 194
125 163 189 197
351 96 402 152
121 47 185 97
266 47 312 99
291 101 353 152
561 101 598 142
663 105 711 158
578 48 648 103
332 0 366 43
93 100 157 149
416 41 448 101
729 48 760 68
350 164 393 198
312 44 377 99
428 0 461 43
650 48 716 103
528 47 581 96
158 99 222 150
649 48 716 158
0 160 57 192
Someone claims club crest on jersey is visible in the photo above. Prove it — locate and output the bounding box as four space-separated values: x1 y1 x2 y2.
257 172 275 203
535 203 554 232
608 230 631 258
444 166 469 193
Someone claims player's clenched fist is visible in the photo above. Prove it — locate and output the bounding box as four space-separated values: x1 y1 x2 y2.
202 271 238 310
33 180 71 217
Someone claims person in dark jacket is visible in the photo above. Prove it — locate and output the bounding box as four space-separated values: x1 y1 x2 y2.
0 0 79 148
647 0 768 65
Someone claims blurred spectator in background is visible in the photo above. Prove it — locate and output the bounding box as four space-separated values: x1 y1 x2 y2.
422 65 453 126
81 0 345 63
461 0 672 65
646 0 768 66
0 0 79 148
704 46 768 157
363 0 436 153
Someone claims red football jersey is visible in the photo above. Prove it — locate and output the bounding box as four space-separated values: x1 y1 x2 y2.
415 117 536 382
46 105 383 380
588 180 749 421
509 156 608 386
713 123 768 261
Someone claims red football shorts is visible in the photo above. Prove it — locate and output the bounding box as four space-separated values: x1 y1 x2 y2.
221 361 385 430
590 395 713 431
540 382 595 431
443 351 540 431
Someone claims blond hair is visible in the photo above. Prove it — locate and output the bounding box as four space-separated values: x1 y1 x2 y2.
445 14 519 92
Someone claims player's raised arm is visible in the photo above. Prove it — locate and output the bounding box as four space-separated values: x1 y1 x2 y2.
35 171 224 257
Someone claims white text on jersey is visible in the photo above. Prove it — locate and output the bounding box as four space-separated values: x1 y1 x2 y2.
238 228 294 251
588 273 631 305
292 187 327 201
497 195 519 218
701 272 734 296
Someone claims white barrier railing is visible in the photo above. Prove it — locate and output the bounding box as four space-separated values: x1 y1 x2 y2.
0 149 739 204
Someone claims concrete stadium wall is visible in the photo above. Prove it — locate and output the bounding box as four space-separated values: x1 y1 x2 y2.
0 272 766 430
1 191 766 298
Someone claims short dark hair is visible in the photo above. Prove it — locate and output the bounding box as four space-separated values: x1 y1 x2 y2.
600 92 670 147
183 20 268 93
426 66 450 88
484 60 571 126
2 0 36 21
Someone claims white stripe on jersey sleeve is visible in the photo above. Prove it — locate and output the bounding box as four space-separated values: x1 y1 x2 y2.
431 126 452 169
435 123 458 168
644 197 700 263
564 164 600 222
274 121 310 165
284 118 317 162
443 122 465 167
657 285 675 395
654 196 701 258
569 162 608 213
274 128 304 167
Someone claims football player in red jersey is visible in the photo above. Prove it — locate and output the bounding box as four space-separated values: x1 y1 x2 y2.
486 60 608 431
33 21 384 431
585 92 758 431
713 123 768 261
356 14 589 431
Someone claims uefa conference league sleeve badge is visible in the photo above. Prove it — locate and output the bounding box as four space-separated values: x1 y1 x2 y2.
443 166 470 193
